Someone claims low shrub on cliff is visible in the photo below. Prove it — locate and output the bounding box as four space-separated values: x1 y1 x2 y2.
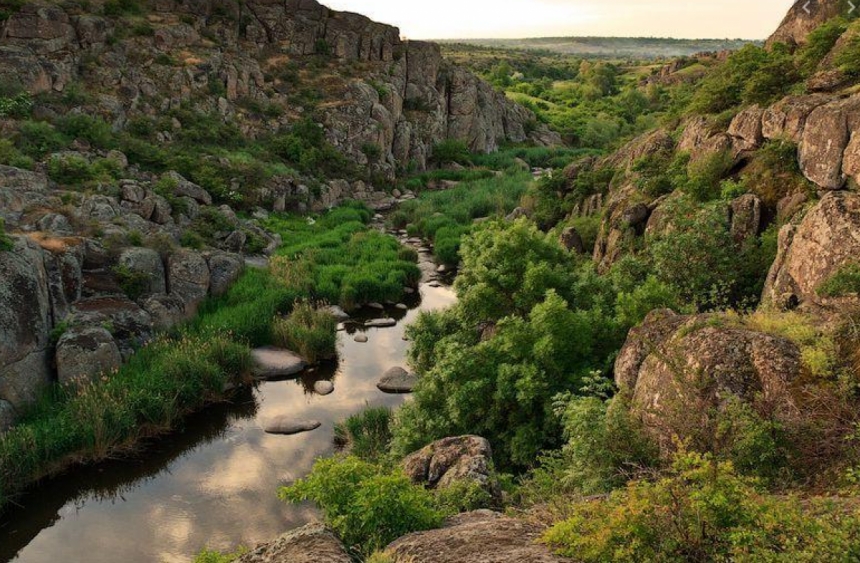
279 456 443 556
543 451 860 562
818 263 860 298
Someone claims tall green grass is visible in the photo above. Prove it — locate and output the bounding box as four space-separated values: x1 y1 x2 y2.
0 202 418 512
390 171 533 264
334 407 393 462
273 302 337 364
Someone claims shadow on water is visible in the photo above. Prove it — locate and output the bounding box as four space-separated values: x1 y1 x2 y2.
0 281 456 563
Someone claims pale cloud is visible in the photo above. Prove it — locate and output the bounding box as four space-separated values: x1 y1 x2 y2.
323 0 793 40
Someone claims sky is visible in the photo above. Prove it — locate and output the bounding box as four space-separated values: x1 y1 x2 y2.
322 0 793 40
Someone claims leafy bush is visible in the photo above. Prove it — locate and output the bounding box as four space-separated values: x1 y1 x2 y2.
0 138 34 169
544 451 860 562
334 407 393 461
682 150 733 202
47 155 121 186
15 121 68 158
192 548 247 563
797 18 851 76
279 456 443 556
102 0 143 16
272 302 337 363
818 263 860 297
57 114 116 150
112 263 151 300
0 92 32 118
430 140 472 166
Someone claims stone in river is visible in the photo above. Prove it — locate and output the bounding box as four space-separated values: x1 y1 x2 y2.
264 417 321 435
252 346 307 380
325 305 350 321
378 367 419 393
314 380 335 395
396 303 408 310
366 318 397 328
367 302 385 310
354 334 369 343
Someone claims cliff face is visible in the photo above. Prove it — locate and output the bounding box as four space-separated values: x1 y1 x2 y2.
766 0 848 47
0 0 557 190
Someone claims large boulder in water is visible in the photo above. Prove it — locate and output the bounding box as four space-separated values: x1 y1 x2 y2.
763 191 860 309
385 510 569 562
237 523 351 563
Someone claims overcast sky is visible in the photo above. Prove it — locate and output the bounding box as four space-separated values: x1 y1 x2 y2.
322 0 792 40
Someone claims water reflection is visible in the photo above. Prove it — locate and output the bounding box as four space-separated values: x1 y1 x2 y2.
0 282 455 563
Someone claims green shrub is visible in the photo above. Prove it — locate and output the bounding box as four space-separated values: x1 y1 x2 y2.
334 407 393 461
0 92 32 118
16 121 68 158
47 155 120 186
543 451 860 562
102 0 143 16
271 302 337 364
0 138 34 169
797 18 850 76
192 548 246 563
682 150 733 202
430 140 472 166
818 263 860 297
279 456 443 556
112 263 151 300
57 114 116 150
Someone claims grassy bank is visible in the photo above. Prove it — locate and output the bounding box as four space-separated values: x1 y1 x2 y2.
0 203 418 512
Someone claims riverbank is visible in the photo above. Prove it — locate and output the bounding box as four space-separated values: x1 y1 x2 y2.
0 203 419 514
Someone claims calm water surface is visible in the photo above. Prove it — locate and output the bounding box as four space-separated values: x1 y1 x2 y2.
0 281 455 563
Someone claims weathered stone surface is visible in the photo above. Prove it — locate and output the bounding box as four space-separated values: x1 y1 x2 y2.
56 326 122 385
264 417 321 435
728 105 764 154
402 436 496 493
142 293 188 331
0 238 52 410
365 317 396 328
163 171 213 205
167 249 210 313
252 346 307 379
325 305 350 321
762 95 830 142
206 252 243 297
764 191 860 308
559 226 585 253
798 94 860 189
377 366 418 393
313 380 334 395
237 523 350 563
0 400 15 432
118 247 166 298
385 510 568 563
354 333 368 343
729 193 762 244
618 313 802 452
767 0 846 48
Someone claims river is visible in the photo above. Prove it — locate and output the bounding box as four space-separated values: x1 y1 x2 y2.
0 273 455 562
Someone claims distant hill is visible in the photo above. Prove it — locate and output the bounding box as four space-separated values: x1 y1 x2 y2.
436 37 760 59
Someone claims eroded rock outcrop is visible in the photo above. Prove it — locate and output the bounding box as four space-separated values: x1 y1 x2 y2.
236 523 351 563
402 436 499 501
763 190 860 308
385 510 569 563
615 311 802 451
766 0 846 48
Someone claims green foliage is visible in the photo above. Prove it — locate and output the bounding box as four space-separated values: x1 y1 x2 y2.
0 138 34 169
112 263 151 300
740 139 810 207
797 18 851 76
0 92 32 118
272 301 337 364
333 407 393 462
433 477 495 514
543 451 860 562
0 219 13 252
430 140 472 166
279 456 443 556
47 155 121 187
392 220 677 468
647 195 774 311
57 114 116 150
818 263 860 297
681 150 733 202
15 121 68 158
0 0 25 22
192 548 247 563
102 0 143 16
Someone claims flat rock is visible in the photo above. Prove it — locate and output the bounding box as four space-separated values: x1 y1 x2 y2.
313 380 334 395
325 305 350 321
395 303 408 310
252 347 307 380
354 334 369 343
365 318 396 328
264 417 321 435
367 302 385 310
237 523 351 563
378 366 419 393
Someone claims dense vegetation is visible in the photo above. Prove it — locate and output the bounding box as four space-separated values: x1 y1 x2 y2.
0 203 418 512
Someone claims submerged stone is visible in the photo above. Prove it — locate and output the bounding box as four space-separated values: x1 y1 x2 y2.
251 347 307 380
264 417 321 435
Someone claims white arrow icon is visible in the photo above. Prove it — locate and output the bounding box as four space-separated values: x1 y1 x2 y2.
850 0 857 14
803 1 811 15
